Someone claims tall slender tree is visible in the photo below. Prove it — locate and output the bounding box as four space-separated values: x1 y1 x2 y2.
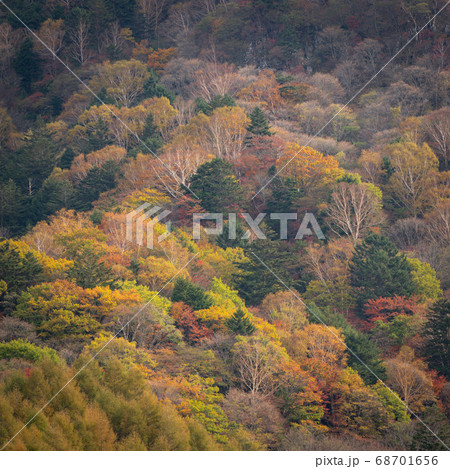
423 299 450 379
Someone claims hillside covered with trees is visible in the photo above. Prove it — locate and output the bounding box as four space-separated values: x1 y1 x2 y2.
0 0 449 451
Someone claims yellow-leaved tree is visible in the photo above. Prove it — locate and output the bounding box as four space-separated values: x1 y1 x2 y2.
276 144 344 194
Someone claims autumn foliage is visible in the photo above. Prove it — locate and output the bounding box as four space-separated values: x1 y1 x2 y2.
170 302 213 344
363 296 426 329
276 144 343 193
0 0 449 452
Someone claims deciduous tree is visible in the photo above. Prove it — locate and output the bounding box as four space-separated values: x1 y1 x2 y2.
363 295 426 329
68 8 92 65
194 62 241 102
35 19 65 75
237 70 281 113
327 182 384 242
231 335 288 395
287 324 348 368
95 59 150 108
207 106 249 160
385 348 434 413
385 142 439 217
260 290 308 331
407 257 443 301
422 107 450 170
170 301 212 344
276 144 343 195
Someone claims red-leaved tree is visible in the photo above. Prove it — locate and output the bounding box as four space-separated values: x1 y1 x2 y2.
363 295 426 329
170 301 212 344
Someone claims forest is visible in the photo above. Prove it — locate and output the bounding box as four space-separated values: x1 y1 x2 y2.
0 0 449 451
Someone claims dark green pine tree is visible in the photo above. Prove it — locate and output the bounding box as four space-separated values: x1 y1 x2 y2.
216 220 248 249
0 179 24 234
195 94 236 116
210 94 235 110
349 233 415 309
233 236 293 306
0 242 43 314
143 69 174 102
247 107 272 136
13 38 42 93
86 117 113 152
225 307 255 335
188 158 244 214
5 0 46 29
0 242 43 294
129 259 141 280
423 299 449 379
344 327 386 384
381 156 394 184
410 405 450 450
70 160 120 211
11 132 58 195
129 113 163 157
195 97 213 116
59 147 77 169
30 171 74 223
141 113 163 153
267 175 301 213
68 246 116 289
172 277 213 311
266 173 302 238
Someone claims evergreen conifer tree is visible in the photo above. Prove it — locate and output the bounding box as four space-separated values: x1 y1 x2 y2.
423 299 450 379
225 307 256 335
247 107 272 136
349 233 415 308
172 277 213 311
13 38 42 93
188 158 244 214
233 237 293 305
68 246 116 289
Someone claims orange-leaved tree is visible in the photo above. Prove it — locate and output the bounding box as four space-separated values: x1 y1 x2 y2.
276 143 344 194
147 47 177 73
